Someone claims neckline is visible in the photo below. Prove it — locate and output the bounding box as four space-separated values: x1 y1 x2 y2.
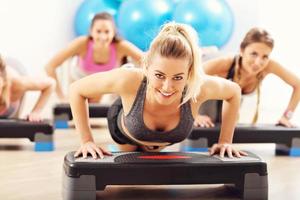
141 79 184 134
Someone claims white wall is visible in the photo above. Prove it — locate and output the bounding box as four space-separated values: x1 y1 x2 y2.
0 0 82 74
0 0 299 124
257 0 300 124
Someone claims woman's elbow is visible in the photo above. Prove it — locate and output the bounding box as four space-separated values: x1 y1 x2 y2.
47 77 56 89
293 79 300 91
230 82 242 102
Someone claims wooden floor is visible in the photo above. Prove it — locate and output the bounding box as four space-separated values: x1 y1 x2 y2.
0 122 300 200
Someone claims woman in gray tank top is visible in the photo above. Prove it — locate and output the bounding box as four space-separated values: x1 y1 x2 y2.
195 27 300 128
70 22 248 159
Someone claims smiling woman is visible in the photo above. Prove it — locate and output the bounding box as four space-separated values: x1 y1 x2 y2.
195 27 300 128
45 12 143 102
69 22 247 159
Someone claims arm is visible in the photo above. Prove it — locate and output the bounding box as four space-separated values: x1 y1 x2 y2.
45 36 87 100
70 68 140 158
21 76 56 121
198 76 246 157
118 40 144 66
194 57 233 127
267 60 300 126
203 56 233 76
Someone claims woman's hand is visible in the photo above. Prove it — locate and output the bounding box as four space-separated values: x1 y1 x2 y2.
26 112 43 122
209 143 248 158
74 141 112 159
277 116 296 128
194 114 215 128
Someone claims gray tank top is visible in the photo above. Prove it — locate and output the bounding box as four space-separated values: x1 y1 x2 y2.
120 77 194 144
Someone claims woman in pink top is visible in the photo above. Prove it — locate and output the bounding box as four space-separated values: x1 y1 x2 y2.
45 12 143 102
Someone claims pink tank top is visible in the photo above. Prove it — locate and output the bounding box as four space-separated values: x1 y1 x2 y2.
79 40 117 73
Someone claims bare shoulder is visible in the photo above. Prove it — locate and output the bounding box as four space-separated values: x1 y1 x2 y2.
68 36 88 51
114 67 144 94
72 36 88 44
197 74 238 101
195 75 217 101
115 40 130 49
203 55 235 75
115 40 139 52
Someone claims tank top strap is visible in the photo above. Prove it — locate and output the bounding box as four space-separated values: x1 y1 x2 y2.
226 55 239 80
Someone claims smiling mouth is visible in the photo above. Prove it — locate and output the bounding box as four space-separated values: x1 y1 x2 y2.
158 90 175 97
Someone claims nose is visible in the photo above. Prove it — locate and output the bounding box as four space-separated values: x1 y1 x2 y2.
255 57 264 66
99 33 107 41
162 79 173 92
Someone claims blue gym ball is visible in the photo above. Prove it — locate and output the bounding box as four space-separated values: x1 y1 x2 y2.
74 0 120 36
117 0 175 51
173 0 234 48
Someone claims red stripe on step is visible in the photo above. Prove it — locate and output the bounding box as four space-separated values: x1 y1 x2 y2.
138 155 191 160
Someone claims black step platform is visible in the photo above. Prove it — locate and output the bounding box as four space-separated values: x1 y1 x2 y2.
0 119 54 151
53 103 109 128
182 124 300 156
63 151 268 200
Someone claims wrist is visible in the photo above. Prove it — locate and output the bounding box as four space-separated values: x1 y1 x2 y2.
218 138 232 144
283 110 293 120
31 109 41 114
82 136 94 143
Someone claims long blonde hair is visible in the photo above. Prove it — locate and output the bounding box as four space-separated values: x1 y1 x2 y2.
0 55 9 108
142 22 204 105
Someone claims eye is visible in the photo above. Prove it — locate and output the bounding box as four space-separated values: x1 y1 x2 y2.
262 55 269 61
250 52 258 57
155 73 164 79
105 30 109 34
173 76 183 81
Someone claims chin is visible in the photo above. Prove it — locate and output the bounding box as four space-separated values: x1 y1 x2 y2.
155 94 176 106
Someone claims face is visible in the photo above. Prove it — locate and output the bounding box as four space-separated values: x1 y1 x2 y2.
90 19 115 47
146 54 190 106
240 42 272 74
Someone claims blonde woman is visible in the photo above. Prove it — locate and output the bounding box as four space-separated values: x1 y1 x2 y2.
70 22 246 159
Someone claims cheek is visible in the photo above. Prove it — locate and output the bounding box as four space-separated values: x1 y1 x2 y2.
177 83 186 92
109 33 115 39
147 77 160 88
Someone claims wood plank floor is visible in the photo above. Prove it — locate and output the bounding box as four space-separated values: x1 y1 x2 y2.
1 124 300 200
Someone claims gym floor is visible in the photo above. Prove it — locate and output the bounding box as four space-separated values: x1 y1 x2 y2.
0 120 299 200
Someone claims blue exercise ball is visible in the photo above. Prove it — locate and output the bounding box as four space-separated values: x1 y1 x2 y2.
173 0 234 48
74 0 120 36
117 0 175 50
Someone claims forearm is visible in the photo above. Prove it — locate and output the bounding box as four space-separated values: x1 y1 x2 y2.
31 81 55 113
45 65 64 99
283 86 300 115
219 93 240 143
69 84 93 143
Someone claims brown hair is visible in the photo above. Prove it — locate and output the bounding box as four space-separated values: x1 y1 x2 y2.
142 22 204 105
0 55 9 108
240 27 274 50
89 12 122 43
